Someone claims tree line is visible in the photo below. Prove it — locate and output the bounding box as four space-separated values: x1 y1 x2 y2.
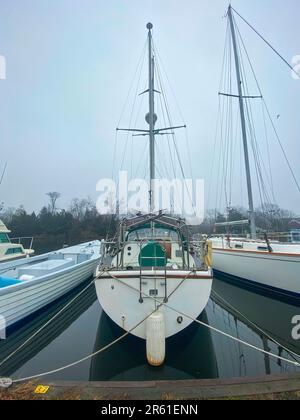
0 194 118 254
198 205 297 235
0 193 297 253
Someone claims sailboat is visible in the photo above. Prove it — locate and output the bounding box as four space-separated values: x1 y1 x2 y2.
211 6 300 304
95 23 213 366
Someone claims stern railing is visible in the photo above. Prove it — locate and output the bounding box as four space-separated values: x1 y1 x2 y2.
10 236 34 250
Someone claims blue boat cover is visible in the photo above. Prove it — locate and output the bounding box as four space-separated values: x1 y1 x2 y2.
0 277 22 289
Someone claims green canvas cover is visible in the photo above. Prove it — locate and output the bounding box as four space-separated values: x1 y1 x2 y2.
139 241 166 267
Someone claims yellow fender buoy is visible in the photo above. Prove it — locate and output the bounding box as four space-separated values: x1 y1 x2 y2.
204 240 213 268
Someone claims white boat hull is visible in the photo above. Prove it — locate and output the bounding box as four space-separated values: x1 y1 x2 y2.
212 243 300 302
95 270 212 340
0 241 101 329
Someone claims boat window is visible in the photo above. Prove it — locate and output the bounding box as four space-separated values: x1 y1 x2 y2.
127 228 179 242
0 233 10 244
5 247 23 255
257 246 268 251
175 250 183 258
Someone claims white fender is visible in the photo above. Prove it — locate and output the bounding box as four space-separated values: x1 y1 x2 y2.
146 311 166 366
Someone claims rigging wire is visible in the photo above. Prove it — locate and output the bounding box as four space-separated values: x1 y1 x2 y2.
0 163 7 187
207 99 221 214
233 13 274 213
155 63 178 182
155 140 172 180
153 42 197 217
154 53 191 213
154 69 173 180
207 19 231 216
215 7 300 228
130 80 148 179
112 40 147 181
231 6 300 79
132 141 148 179
119 47 147 174
261 101 276 205
106 40 147 237
234 17 300 196
153 47 195 184
234 19 278 211
263 99 300 195
237 17 300 197
116 40 148 129
217 21 234 214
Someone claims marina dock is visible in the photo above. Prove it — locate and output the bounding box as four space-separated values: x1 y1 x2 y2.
1 374 300 400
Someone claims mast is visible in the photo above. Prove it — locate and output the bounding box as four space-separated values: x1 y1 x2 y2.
228 5 257 239
116 23 186 214
147 22 155 212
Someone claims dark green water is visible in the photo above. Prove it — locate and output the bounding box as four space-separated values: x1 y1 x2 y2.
0 278 300 382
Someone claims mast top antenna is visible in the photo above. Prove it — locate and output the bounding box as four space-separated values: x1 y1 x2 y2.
147 22 153 30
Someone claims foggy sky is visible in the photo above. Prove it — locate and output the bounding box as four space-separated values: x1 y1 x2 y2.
0 0 299 215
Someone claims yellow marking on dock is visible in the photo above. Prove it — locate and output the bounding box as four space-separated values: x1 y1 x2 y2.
34 385 49 394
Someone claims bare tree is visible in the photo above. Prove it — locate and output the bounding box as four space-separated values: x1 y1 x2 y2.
69 197 96 221
47 192 61 214
69 198 86 221
0 206 15 224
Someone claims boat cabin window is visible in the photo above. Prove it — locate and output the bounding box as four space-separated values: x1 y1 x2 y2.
127 228 179 242
257 246 268 251
5 247 23 255
0 233 10 244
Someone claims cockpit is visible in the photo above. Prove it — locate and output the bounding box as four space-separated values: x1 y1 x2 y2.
126 227 179 242
110 223 193 270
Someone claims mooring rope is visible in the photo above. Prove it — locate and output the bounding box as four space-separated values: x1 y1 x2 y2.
104 271 300 368
0 277 100 370
2 269 300 387
9 308 156 384
211 289 300 363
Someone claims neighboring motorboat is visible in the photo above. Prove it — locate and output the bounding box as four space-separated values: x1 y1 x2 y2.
0 219 34 263
0 241 101 330
0 282 96 377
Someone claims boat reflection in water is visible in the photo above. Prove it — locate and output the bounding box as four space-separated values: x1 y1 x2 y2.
90 279 300 381
1 276 299 381
208 278 300 378
0 282 97 378
90 310 219 381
